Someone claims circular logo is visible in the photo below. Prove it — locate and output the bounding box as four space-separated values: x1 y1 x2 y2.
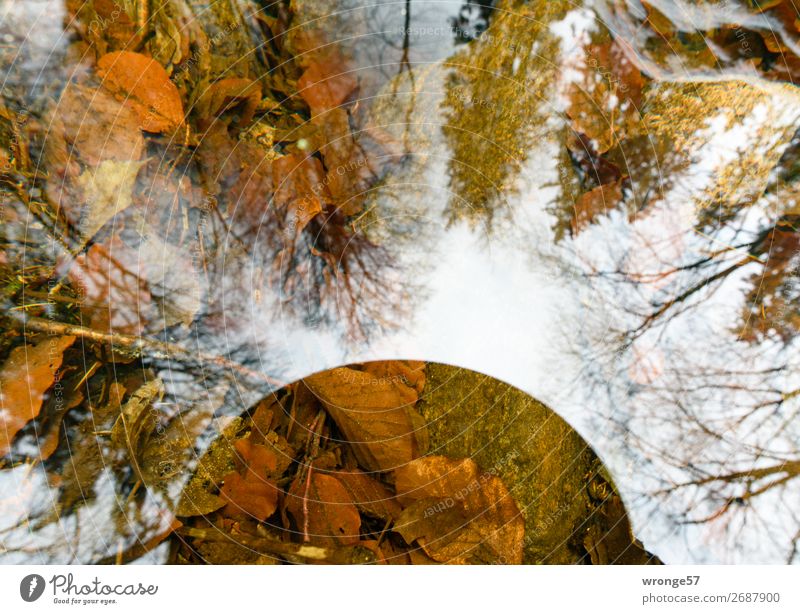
20 574 45 602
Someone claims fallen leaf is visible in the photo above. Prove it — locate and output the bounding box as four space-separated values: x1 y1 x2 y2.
393 456 524 564
0 336 76 456
36 388 84 461
219 471 279 522
58 84 145 165
76 158 145 240
175 417 246 517
361 360 426 395
333 469 402 521
66 0 142 54
57 382 125 511
302 366 428 472
233 438 279 478
140 384 227 499
97 51 184 133
297 55 357 116
111 379 165 482
286 470 361 546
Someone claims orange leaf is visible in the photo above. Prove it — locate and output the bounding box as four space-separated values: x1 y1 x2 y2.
219 472 279 521
297 56 357 116
0 336 76 456
361 360 426 395
97 51 184 133
286 471 361 546
302 366 428 472
233 438 279 478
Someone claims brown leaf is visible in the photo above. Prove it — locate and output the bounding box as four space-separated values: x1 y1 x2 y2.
37 388 84 461
0 336 76 456
54 84 144 167
175 417 246 517
97 51 184 133
110 379 165 481
571 179 624 235
286 470 361 546
233 438 279 478
220 472 279 522
332 469 402 521
393 456 525 564
297 55 357 116
302 366 428 472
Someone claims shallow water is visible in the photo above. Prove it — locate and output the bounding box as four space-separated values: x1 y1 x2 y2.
1 0 799 563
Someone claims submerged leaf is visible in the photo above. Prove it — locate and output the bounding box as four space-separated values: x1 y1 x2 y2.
220 472 279 522
286 470 361 546
333 469 402 521
302 366 428 472
393 456 525 564
0 336 76 456
297 55 357 116
97 51 184 133
76 158 145 240
111 379 165 482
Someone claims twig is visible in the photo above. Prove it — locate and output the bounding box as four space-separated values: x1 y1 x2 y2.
176 525 376 564
12 316 283 387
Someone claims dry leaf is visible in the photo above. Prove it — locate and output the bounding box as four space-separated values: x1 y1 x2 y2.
0 336 76 456
233 438 279 478
286 470 361 546
36 388 84 461
302 366 428 472
362 360 426 395
393 456 524 564
97 51 184 133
